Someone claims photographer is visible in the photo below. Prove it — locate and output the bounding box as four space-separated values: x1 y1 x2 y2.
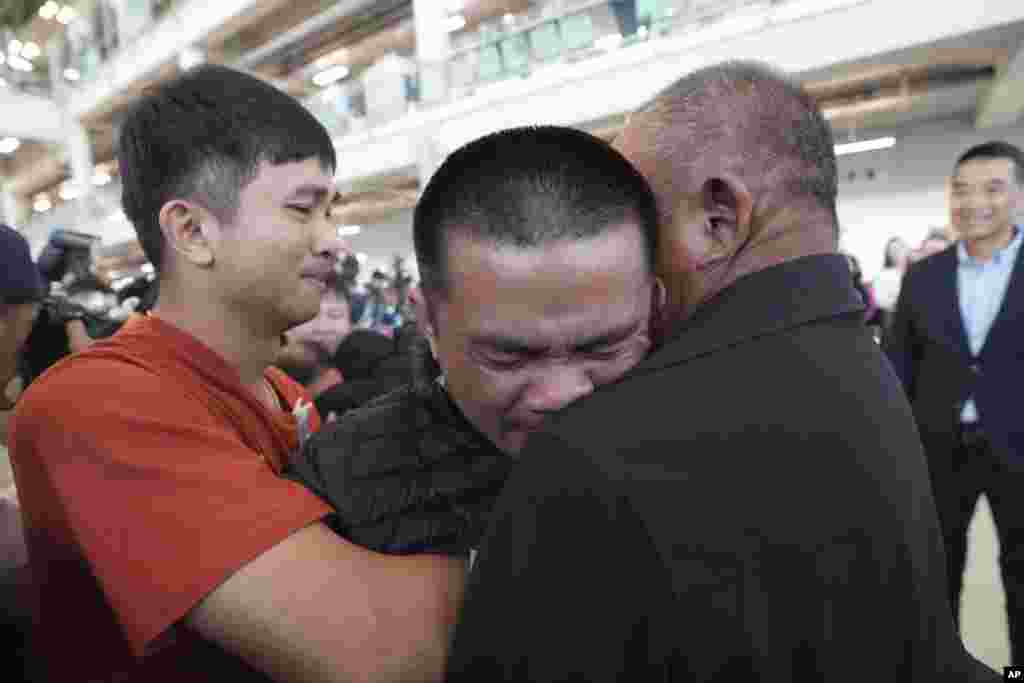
20 230 130 387
0 223 45 683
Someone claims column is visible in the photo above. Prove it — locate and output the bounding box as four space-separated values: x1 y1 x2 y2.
415 130 447 189
412 0 451 105
0 183 23 226
65 120 94 225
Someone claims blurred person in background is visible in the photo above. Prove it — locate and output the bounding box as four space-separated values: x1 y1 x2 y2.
290 125 660 570
9 64 461 683
0 223 46 683
448 61 997 682
873 236 913 314
311 327 414 421
844 253 883 331
277 280 351 399
357 270 405 336
16 229 152 389
886 140 1024 664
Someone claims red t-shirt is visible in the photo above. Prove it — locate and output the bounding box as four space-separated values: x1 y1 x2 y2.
9 314 331 682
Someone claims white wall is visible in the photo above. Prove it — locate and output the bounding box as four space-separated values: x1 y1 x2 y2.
837 116 1024 279
343 210 417 281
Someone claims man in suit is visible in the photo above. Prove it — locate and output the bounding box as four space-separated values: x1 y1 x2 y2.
886 140 1024 662
446 61 997 681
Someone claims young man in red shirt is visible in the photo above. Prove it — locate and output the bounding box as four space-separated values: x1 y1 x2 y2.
9 65 462 683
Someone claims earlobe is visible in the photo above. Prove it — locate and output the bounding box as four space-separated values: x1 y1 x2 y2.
161 200 215 267
409 286 438 357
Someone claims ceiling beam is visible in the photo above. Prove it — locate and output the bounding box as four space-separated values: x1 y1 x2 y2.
975 41 1024 129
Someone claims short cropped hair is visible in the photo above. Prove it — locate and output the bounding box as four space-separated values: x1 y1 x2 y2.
955 141 1024 184
414 125 659 296
118 64 336 273
638 60 838 233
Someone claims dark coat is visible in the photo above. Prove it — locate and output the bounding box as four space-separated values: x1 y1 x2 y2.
447 254 997 682
884 244 1024 468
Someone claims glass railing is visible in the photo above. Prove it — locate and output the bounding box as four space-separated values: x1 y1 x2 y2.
311 0 793 140
54 0 186 91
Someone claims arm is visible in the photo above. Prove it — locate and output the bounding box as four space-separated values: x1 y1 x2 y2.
65 319 96 353
881 269 917 400
11 360 463 683
187 522 466 683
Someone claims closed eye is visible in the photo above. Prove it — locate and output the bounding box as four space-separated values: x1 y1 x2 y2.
479 351 532 371
584 348 625 360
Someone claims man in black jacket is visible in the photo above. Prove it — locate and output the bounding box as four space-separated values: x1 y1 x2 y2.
292 125 660 557
885 141 1024 662
446 61 998 681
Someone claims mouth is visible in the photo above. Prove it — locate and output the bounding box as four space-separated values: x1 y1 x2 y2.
301 276 328 293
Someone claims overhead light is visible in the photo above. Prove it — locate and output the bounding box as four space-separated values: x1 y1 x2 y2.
595 33 623 51
33 196 52 213
502 13 515 25
315 48 349 70
39 1 60 20
7 55 33 72
337 224 362 237
8 40 23 55
21 42 40 60
443 14 467 33
63 67 80 81
141 263 155 274
56 5 78 24
178 46 205 72
356 252 368 263
313 64 350 87
834 136 896 156
92 169 112 186
0 137 20 154
58 184 81 201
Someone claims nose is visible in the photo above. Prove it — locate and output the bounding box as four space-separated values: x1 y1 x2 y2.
314 220 350 262
521 364 595 415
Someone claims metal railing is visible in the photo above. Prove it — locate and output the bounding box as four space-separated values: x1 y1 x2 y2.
305 0 794 140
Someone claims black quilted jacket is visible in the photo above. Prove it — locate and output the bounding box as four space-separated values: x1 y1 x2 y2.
289 380 515 555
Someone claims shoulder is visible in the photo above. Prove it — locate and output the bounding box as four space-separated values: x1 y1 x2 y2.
302 385 423 468
342 384 423 439
906 246 957 284
14 352 169 426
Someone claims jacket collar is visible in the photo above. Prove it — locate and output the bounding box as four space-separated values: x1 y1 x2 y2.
635 254 865 375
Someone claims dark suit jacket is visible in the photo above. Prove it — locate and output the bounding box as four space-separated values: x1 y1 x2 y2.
885 244 1024 468
447 254 997 682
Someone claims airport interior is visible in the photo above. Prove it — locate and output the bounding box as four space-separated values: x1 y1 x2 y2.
2 0 1024 678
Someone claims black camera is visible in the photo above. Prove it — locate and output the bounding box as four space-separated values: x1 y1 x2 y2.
40 292 98 326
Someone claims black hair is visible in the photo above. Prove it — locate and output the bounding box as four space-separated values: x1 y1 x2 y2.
413 125 659 296
955 141 1024 184
117 64 336 273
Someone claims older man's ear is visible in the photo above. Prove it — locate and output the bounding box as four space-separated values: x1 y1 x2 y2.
695 174 755 271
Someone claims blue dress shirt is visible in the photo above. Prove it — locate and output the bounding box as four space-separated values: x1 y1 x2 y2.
957 226 1022 423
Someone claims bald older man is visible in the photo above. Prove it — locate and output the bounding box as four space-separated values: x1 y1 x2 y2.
446 62 999 682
